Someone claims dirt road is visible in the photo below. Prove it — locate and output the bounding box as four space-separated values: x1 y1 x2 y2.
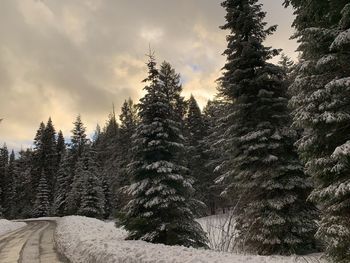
0 220 67 263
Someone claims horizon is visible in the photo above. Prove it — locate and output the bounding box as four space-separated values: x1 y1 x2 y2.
0 0 297 152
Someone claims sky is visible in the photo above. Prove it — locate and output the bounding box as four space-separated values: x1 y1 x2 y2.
0 0 297 151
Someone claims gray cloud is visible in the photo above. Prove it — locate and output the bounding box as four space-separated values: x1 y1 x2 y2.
0 0 297 150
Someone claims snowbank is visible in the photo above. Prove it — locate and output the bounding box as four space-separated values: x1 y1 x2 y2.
197 213 238 252
55 216 325 263
0 219 26 236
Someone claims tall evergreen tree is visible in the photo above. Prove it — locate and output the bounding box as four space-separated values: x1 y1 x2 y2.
285 1 350 261
185 95 211 214
120 54 207 248
0 144 8 218
217 0 317 255
70 115 88 162
4 150 16 219
66 145 103 215
52 152 72 216
33 173 50 217
202 99 231 214
13 149 33 218
63 115 89 215
31 122 46 194
96 110 119 218
159 61 187 123
56 130 66 164
78 148 105 218
114 99 138 212
42 117 58 202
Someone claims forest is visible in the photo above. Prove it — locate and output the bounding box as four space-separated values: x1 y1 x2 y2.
1 0 350 262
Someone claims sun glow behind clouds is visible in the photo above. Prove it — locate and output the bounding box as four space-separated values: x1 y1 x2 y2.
140 27 164 43
0 0 297 151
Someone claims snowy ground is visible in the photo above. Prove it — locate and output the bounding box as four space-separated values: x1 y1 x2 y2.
55 216 326 263
0 219 26 236
197 213 238 253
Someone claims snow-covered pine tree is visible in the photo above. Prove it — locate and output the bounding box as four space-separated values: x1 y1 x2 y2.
0 144 8 218
34 173 50 217
13 149 33 218
78 148 105 218
5 150 16 219
56 130 66 165
285 1 350 261
94 110 119 218
158 61 187 124
66 148 89 215
31 122 46 200
52 152 72 216
42 118 58 202
217 0 317 255
115 98 138 211
120 53 208 248
64 115 89 215
70 115 88 163
185 95 211 214
202 99 231 214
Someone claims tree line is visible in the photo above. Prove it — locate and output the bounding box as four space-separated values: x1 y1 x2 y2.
1 0 350 262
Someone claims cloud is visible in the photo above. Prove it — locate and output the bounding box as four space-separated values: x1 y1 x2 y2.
0 0 297 151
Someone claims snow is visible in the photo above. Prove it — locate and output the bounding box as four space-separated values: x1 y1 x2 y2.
330 29 350 50
0 219 26 236
332 140 350 157
55 215 326 263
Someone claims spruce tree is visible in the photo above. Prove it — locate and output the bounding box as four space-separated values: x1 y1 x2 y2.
0 144 8 218
285 1 350 261
66 145 103 215
5 150 16 219
64 115 89 215
95 110 119 218
56 130 66 164
13 149 33 218
185 95 210 213
202 99 231 214
112 98 138 212
31 122 46 195
78 148 105 218
42 117 58 202
52 152 72 216
34 173 50 217
120 54 207 248
217 0 317 255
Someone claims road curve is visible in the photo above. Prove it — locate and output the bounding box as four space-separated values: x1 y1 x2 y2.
0 220 68 263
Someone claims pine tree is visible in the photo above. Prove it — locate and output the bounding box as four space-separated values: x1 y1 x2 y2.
13 149 33 218
97 110 119 218
217 0 317 255
42 117 58 202
64 115 89 215
202 99 231 214
0 144 8 218
5 150 16 219
66 145 103 215
31 122 46 194
185 95 210 214
115 98 138 211
70 115 88 161
285 1 350 261
56 130 66 164
52 152 72 216
120 53 207 248
78 148 105 218
34 173 50 217
30 118 58 208
159 61 187 123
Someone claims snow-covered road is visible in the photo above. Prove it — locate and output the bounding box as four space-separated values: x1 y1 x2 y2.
0 220 67 263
